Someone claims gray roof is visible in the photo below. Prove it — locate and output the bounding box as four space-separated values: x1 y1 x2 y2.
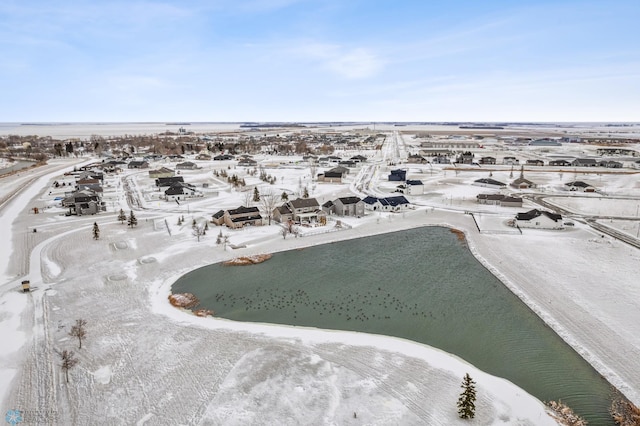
289 198 320 209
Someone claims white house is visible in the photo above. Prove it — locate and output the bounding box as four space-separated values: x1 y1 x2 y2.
514 209 564 230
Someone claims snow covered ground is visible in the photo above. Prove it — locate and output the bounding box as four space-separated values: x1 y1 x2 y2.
1 146 640 424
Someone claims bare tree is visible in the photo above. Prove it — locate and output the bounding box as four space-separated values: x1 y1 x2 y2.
259 191 279 225
243 190 253 207
192 219 206 242
309 160 317 181
69 319 87 349
57 349 79 383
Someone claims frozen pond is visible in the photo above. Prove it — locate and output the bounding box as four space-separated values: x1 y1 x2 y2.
173 226 614 424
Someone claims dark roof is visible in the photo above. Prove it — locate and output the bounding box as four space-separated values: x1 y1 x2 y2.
231 214 262 223
501 196 523 203
511 177 535 186
406 180 423 186
363 196 379 205
328 166 349 174
176 161 196 167
289 198 320 209
322 200 334 208
323 171 343 178
212 210 225 219
228 206 260 216
156 176 184 186
515 209 562 222
276 205 293 214
337 196 361 205
477 194 505 201
384 195 410 206
165 187 186 195
549 160 571 165
564 181 592 188
572 158 597 165
474 178 506 186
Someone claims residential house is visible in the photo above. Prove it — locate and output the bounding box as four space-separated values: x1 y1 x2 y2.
565 181 596 192
76 178 103 193
456 152 474 164
476 194 507 205
500 196 523 207
404 180 424 195
472 178 506 189
211 210 225 226
224 206 263 229
363 195 410 212
477 194 523 207
514 209 563 229
61 189 103 216
502 156 519 165
549 159 571 166
128 160 149 169
408 154 428 164
318 170 343 183
349 155 367 163
338 160 357 168
571 158 598 167
149 167 175 179
525 159 544 166
213 154 234 161
333 197 364 217
529 138 562 146
321 200 335 215
284 198 326 223
176 161 198 170
238 157 258 167
510 167 536 189
164 182 199 201
599 160 622 168
196 153 212 160
156 176 184 187
328 165 349 175
388 169 407 182
273 204 294 223
479 156 496 165
431 154 451 164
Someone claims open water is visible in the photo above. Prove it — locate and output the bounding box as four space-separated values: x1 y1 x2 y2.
172 226 615 424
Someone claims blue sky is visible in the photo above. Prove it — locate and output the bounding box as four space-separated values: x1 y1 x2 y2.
1 0 639 122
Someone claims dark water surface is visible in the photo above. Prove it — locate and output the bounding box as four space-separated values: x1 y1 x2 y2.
173 226 614 424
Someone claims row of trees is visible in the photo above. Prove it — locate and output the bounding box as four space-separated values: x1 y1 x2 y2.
57 319 87 383
92 210 138 240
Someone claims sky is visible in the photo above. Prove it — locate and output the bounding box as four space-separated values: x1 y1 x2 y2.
1 0 639 122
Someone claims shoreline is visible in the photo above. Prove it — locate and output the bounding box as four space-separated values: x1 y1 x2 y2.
162 216 630 405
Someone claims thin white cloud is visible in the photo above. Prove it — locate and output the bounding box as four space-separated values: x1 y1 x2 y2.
293 42 384 79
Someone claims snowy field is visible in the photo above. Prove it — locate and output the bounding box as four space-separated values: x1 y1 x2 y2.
1 143 640 424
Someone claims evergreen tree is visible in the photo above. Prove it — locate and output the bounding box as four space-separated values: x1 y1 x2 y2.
303 186 309 198
253 187 261 202
117 208 127 224
92 222 100 240
281 191 289 201
128 210 138 227
457 373 477 419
